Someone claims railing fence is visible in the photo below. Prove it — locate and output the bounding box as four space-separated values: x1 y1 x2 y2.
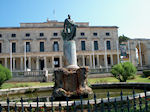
0 89 150 112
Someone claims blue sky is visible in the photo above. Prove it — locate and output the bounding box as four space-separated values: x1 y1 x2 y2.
0 0 150 39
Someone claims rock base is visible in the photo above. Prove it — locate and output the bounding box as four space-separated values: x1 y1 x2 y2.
52 67 93 100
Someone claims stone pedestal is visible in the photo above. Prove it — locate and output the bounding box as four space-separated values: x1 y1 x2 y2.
52 67 93 100
63 40 79 68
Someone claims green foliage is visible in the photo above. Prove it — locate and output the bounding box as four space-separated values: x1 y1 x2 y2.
111 62 137 82
143 70 150 77
119 35 130 44
0 64 12 86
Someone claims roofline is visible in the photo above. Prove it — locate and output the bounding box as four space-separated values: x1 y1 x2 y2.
0 26 118 29
130 38 150 40
20 22 89 24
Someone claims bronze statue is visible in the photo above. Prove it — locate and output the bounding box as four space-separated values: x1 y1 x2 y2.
62 15 77 41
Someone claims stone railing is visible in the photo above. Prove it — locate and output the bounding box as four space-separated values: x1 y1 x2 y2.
12 70 46 76
89 67 111 74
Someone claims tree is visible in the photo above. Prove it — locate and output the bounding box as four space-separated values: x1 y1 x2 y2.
0 64 12 87
119 35 130 44
111 62 136 82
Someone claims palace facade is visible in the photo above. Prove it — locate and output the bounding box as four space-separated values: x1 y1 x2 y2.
0 20 149 72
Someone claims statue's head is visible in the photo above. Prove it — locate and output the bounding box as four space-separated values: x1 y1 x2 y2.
68 14 71 19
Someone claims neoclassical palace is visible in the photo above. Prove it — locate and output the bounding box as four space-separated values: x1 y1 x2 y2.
0 20 150 72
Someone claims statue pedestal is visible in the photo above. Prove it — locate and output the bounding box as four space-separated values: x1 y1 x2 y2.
63 40 79 68
52 67 93 100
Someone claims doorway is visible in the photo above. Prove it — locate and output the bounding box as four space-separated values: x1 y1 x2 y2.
54 58 60 67
39 59 44 70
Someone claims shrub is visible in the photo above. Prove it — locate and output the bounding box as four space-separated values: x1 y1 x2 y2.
0 64 12 86
111 62 136 82
143 70 150 77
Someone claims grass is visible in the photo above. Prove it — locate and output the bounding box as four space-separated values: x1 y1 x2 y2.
1 74 150 89
88 75 150 84
1 82 53 89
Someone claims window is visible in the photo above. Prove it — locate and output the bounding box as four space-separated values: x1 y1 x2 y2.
93 32 97 36
0 43 2 53
12 42 16 53
106 32 110 36
0 34 2 38
11 34 16 37
53 33 58 36
108 57 111 65
81 41 86 50
26 33 30 37
106 40 111 50
40 33 44 37
40 42 44 52
53 41 59 51
81 32 85 36
94 41 98 50
26 42 31 52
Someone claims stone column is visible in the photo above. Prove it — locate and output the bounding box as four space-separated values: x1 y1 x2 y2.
116 40 120 64
111 54 113 66
138 41 143 67
104 40 108 72
13 58 15 70
59 55 62 68
52 56 54 68
5 58 7 68
36 57 39 70
9 42 12 73
29 57 31 69
97 55 100 67
82 55 85 66
24 42 26 71
92 55 95 69
90 55 92 68
20 57 23 70
91 41 95 69
128 41 131 62
44 56 47 69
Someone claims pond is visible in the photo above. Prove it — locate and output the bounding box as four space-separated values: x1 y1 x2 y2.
0 88 144 102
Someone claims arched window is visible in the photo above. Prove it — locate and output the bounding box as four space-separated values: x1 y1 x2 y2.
53 41 59 52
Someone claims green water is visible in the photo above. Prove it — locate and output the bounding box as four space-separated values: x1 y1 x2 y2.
0 89 144 102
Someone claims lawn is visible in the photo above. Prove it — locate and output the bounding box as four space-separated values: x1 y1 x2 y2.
1 82 53 89
1 75 150 89
88 75 150 84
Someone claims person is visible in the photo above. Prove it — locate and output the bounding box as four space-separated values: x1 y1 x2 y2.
62 14 77 40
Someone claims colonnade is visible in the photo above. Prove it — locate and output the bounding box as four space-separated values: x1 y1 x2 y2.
1 40 145 71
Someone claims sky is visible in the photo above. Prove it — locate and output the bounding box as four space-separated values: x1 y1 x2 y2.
0 0 150 39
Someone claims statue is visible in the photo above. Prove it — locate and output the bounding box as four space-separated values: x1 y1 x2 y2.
61 15 77 41
62 15 79 68
52 15 93 100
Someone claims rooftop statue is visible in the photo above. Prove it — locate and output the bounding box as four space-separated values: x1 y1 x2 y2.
61 15 77 41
